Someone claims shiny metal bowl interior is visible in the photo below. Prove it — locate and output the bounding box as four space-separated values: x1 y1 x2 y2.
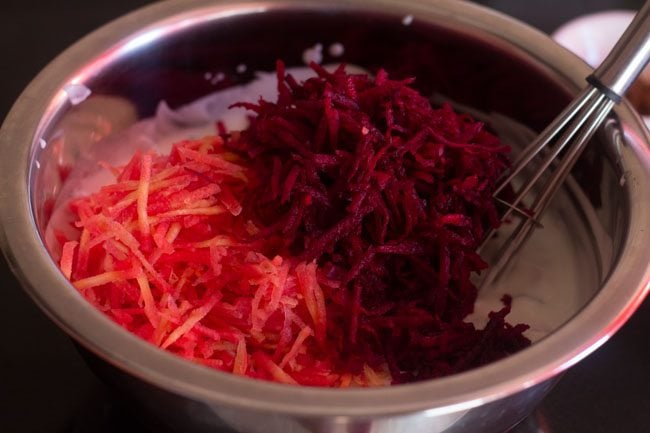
1 1 650 432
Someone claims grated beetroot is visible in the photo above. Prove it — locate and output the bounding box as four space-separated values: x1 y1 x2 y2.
58 62 530 387
228 61 530 382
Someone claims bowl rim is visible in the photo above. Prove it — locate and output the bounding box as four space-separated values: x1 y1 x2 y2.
1 0 650 417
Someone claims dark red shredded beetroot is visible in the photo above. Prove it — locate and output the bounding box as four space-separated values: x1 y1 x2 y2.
59 62 531 387
229 61 531 382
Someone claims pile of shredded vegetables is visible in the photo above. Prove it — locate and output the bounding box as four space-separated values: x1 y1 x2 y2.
58 62 531 387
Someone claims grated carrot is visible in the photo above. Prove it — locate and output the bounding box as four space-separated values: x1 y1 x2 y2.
74 228 91 278
279 326 312 368
233 339 248 375
176 145 247 181
295 261 327 344
136 154 153 236
74 269 136 291
165 222 182 244
150 206 225 220
136 272 159 327
161 297 219 349
253 352 298 385
60 241 78 280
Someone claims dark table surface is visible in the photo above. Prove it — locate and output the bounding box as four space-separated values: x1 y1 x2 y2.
1 1 649 432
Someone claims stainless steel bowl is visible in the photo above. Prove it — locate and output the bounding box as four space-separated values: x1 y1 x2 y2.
2 1 650 432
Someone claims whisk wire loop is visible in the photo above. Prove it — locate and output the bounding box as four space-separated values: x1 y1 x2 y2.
482 88 616 288
479 1 650 288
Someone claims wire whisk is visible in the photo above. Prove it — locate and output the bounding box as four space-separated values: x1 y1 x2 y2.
481 1 650 288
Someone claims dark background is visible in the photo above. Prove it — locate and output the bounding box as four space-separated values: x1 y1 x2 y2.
1 1 649 432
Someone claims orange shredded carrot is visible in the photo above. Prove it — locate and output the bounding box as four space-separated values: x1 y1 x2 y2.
295 261 327 343
136 272 159 327
279 326 312 368
165 222 182 244
233 339 248 375
161 298 219 349
73 269 136 291
60 138 390 388
339 373 353 388
60 241 78 280
74 228 91 278
176 145 247 181
136 154 153 236
254 352 298 385
150 206 225 220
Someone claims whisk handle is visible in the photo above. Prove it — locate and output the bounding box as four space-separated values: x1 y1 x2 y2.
588 0 650 102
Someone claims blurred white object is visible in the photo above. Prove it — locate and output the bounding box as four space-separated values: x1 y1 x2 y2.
552 10 650 127
553 10 635 67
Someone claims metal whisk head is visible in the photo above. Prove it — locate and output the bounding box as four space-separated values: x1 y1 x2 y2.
480 1 650 288
480 88 615 287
